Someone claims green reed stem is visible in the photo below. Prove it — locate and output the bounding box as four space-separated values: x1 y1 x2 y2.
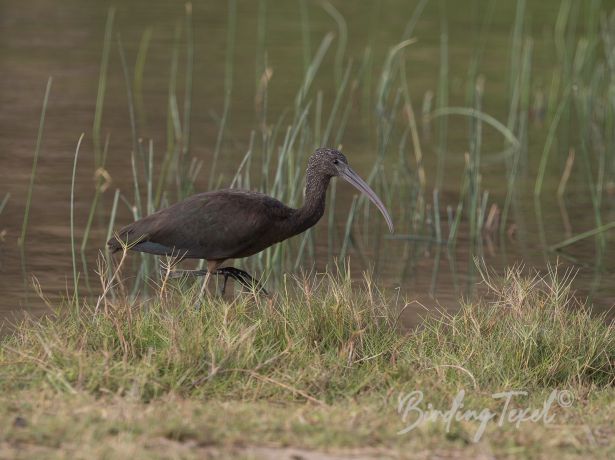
433 188 442 243
117 34 140 158
0 193 9 216
468 79 483 246
147 139 154 215
322 61 352 145
295 33 334 110
435 2 448 190
314 90 323 147
506 0 525 133
93 8 115 166
327 180 337 265
431 108 520 148
19 76 52 248
230 131 255 189
401 0 428 40
339 195 359 261
209 0 236 188
333 81 355 148
448 165 469 247
182 3 194 161
134 27 153 130
501 37 532 237
105 189 120 246
81 133 110 252
550 221 615 252
155 23 181 207
130 149 143 219
255 0 267 90
71 133 85 303
299 0 311 74
534 88 570 199
321 1 347 88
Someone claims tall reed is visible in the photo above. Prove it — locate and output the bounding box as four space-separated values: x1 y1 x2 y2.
18 76 52 248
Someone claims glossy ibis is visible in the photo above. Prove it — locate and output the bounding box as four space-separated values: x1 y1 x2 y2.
107 147 394 295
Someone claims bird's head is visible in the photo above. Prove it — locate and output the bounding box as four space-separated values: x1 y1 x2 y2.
310 147 394 233
309 147 349 177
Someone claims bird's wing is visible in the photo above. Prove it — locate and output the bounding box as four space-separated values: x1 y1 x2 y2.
108 190 291 260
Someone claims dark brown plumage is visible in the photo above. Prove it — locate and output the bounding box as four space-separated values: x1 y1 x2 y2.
107 148 393 294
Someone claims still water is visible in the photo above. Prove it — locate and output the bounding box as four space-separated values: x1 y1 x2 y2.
1 0 614 323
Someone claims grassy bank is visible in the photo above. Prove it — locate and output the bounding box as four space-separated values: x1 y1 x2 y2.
1 264 614 458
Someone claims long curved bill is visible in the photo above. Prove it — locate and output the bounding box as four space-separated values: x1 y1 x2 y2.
339 166 394 233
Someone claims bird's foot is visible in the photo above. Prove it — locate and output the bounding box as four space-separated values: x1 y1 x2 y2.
214 267 268 296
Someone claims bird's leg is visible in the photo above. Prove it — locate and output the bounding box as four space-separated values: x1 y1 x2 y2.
166 268 229 296
219 271 231 296
162 264 267 296
195 261 223 308
164 268 208 279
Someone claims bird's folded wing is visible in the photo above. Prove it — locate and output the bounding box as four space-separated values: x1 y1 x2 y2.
108 190 289 260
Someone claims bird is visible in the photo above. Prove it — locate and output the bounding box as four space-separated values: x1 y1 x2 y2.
107 147 394 296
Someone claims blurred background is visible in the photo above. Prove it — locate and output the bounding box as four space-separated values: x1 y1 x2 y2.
1 0 615 321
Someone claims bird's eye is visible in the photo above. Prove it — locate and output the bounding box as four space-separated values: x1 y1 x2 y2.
333 159 339 164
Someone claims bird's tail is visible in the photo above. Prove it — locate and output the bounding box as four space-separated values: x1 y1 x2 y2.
106 235 123 254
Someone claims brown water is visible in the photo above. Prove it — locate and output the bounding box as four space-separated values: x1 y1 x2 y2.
1 0 615 324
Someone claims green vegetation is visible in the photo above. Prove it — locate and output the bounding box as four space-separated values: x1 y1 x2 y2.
1 263 613 458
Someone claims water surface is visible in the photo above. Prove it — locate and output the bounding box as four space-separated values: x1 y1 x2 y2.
1 0 614 324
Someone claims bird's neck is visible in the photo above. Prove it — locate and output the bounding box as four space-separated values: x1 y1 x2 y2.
289 170 331 235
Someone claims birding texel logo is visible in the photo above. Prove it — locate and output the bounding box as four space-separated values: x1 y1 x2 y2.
396 389 574 442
